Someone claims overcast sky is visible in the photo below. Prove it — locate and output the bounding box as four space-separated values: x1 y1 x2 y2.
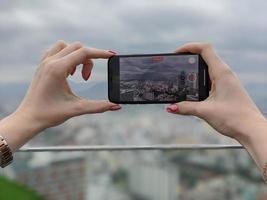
0 0 266 85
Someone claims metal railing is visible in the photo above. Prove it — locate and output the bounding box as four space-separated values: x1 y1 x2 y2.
18 144 244 152
10 110 267 152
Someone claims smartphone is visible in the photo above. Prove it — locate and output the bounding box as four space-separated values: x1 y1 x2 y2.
108 53 210 104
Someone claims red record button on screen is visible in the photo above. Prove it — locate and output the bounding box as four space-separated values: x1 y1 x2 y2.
188 73 196 81
152 56 164 62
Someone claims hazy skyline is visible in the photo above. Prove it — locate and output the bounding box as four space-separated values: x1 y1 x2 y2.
120 55 198 81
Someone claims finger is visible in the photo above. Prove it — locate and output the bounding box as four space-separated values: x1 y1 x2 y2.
70 66 77 76
82 59 94 80
42 40 68 60
75 100 121 115
175 42 230 80
53 41 83 59
41 50 50 61
60 47 114 74
166 101 202 117
69 59 93 77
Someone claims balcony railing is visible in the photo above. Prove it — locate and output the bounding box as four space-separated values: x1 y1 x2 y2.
18 144 243 152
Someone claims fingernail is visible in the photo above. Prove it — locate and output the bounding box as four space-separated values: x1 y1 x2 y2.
110 105 121 111
166 104 179 113
85 72 91 81
70 67 76 76
108 50 117 54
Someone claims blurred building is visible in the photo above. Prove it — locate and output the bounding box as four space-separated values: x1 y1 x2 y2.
121 90 135 101
14 152 86 200
129 163 179 200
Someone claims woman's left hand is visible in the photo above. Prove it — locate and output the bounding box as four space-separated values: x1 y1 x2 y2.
0 40 121 151
17 40 121 128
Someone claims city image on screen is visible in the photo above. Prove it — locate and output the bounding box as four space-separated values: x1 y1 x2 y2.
119 55 199 102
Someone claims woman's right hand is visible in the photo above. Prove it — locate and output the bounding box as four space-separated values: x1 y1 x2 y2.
166 42 267 142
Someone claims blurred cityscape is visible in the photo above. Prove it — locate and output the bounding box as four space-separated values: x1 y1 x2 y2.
1 90 267 199
120 71 198 102
2 149 267 200
119 55 199 102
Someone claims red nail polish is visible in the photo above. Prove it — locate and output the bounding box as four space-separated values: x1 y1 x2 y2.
110 105 121 111
166 104 179 113
166 108 173 113
70 67 76 76
85 72 91 80
108 50 117 54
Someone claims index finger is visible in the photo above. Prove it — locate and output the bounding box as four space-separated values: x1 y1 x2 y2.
59 47 114 73
41 40 68 61
175 42 231 80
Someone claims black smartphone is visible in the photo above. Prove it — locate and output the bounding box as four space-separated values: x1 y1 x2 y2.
108 53 210 104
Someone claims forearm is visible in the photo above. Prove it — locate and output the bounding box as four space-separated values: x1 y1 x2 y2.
237 115 267 177
0 110 44 152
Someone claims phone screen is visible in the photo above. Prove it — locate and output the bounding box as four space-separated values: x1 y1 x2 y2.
119 55 199 102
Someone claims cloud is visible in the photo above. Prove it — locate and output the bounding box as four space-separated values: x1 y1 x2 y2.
0 0 266 84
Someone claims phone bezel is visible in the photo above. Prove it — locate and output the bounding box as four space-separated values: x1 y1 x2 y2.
108 53 210 104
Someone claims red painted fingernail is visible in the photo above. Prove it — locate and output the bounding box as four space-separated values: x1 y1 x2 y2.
70 67 76 76
108 50 117 54
85 72 91 81
110 105 121 111
166 104 179 113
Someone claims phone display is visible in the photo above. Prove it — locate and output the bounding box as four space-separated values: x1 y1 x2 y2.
108 53 209 104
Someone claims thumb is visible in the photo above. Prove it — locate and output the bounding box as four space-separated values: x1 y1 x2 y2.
166 101 202 117
75 99 121 116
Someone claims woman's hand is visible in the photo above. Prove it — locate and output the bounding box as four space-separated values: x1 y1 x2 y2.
0 40 121 151
166 43 267 175
166 42 266 140
17 40 121 128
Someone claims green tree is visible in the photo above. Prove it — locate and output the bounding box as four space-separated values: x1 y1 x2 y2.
0 176 44 200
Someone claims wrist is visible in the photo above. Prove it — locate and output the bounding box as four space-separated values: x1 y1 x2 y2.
0 110 45 152
235 114 267 170
235 114 267 144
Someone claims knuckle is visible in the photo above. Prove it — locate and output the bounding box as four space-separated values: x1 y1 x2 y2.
41 57 52 66
72 41 83 49
41 49 50 60
94 104 108 113
199 42 214 56
202 42 213 50
74 100 87 114
222 67 234 77
44 61 61 75
95 109 104 114
194 104 203 117
56 40 66 48
80 47 88 56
